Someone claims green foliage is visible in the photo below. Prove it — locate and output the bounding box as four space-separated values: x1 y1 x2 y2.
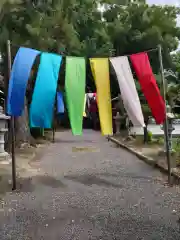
141 104 152 120
172 51 180 79
103 3 180 72
147 130 153 142
172 138 180 153
156 137 164 145
0 0 180 93
0 1 180 55
149 136 164 145
0 0 113 56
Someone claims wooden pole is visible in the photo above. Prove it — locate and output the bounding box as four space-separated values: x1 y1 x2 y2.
7 40 16 190
158 44 172 185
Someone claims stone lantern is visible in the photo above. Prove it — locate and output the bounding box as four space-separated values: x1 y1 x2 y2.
161 104 175 152
113 112 121 134
0 106 10 163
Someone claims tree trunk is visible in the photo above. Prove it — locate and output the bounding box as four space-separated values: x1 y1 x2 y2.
143 126 148 144
15 98 35 147
143 117 149 144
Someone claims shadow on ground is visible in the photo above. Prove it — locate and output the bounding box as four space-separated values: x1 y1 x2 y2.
15 175 66 193
64 174 124 188
55 139 95 144
0 172 12 196
98 172 164 183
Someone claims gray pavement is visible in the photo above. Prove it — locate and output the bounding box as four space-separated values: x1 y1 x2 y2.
0 130 180 239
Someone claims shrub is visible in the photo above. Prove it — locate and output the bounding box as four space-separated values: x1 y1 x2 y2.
147 131 153 142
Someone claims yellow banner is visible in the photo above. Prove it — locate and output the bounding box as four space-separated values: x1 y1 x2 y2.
90 58 113 135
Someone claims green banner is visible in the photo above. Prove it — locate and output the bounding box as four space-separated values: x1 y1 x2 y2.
65 57 86 135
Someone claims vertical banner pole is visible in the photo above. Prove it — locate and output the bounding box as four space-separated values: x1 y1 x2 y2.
158 44 172 185
7 40 16 190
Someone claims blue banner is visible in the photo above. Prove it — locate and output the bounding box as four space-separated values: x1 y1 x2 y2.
7 47 40 116
30 53 62 128
57 91 64 113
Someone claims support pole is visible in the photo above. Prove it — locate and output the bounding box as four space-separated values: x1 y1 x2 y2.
158 44 172 184
7 40 16 190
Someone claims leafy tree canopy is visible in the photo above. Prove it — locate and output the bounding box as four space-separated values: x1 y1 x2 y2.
0 0 180 88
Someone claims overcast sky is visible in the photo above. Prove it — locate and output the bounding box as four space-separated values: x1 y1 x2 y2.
147 0 179 6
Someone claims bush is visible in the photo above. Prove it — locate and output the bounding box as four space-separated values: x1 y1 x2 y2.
172 138 180 153
156 137 164 145
147 131 153 142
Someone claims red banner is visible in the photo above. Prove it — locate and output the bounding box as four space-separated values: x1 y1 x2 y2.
130 52 165 124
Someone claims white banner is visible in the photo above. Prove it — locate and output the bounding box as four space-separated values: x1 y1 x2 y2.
110 56 145 127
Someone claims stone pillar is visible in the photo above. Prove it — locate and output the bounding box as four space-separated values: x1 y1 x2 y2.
114 112 121 134
0 106 10 163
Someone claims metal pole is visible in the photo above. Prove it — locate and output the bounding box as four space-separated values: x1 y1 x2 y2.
7 40 16 190
158 44 172 184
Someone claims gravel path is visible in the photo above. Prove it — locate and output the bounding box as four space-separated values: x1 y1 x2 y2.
0 130 180 239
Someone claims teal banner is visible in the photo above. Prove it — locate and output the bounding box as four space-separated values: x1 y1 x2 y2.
30 53 62 128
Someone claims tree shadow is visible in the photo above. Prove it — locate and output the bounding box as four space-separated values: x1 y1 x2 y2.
15 175 66 193
55 139 95 144
99 172 164 184
64 174 124 188
35 175 66 188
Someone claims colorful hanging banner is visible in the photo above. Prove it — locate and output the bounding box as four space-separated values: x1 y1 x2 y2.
110 56 145 127
57 91 64 113
130 53 165 124
7 47 40 116
65 57 86 135
90 58 113 135
30 53 62 128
